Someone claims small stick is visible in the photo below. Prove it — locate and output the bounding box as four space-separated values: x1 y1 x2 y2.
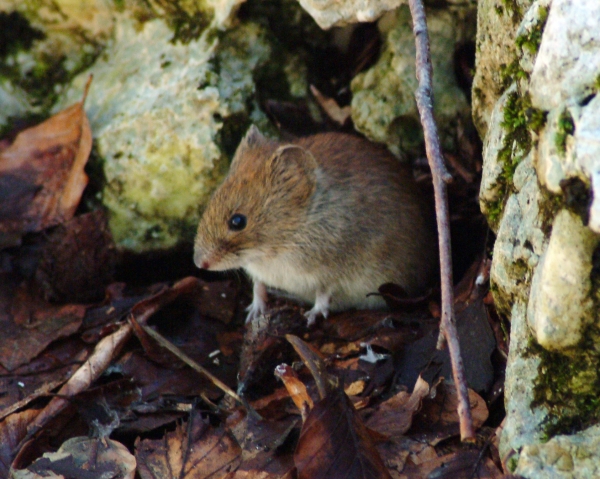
139 323 261 420
407 0 475 441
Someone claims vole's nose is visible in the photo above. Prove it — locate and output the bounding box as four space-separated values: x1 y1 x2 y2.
193 249 208 269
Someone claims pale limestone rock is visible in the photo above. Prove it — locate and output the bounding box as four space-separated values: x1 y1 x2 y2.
500 302 548 461
489 155 545 317
529 0 600 111
479 85 514 223
516 424 600 478
527 210 599 351
471 0 532 137
296 0 404 30
351 5 473 157
575 97 600 233
475 0 600 470
56 17 272 251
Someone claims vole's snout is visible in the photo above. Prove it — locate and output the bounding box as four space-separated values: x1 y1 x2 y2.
193 248 208 269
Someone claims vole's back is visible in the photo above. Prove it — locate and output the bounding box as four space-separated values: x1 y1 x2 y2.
249 132 438 309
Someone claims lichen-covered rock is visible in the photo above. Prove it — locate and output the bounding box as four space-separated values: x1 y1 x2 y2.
488 155 546 316
351 5 474 157
529 0 600 110
296 0 403 29
516 424 600 478
0 0 114 121
56 17 272 252
527 210 599 351
500 302 548 462
476 0 600 474
472 0 534 137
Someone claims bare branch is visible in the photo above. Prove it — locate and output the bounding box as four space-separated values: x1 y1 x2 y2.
407 0 475 441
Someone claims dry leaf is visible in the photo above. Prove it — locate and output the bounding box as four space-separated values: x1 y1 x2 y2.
12 436 136 479
0 409 39 478
364 375 431 438
410 381 489 445
294 387 392 479
310 85 352 126
0 280 86 372
275 364 313 417
136 415 241 478
0 80 92 245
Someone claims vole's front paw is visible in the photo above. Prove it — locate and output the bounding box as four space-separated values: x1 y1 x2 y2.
246 281 268 324
245 301 267 324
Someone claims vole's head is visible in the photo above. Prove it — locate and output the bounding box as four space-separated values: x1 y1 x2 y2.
194 126 318 271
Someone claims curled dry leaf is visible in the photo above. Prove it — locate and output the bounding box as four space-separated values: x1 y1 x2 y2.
294 388 392 479
310 85 352 126
27 322 133 438
0 409 39 478
364 375 431 438
0 80 92 246
275 364 313 419
410 380 488 445
12 436 136 479
0 280 86 372
136 415 241 479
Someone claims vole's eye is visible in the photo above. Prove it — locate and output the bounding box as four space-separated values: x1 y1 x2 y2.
228 213 247 231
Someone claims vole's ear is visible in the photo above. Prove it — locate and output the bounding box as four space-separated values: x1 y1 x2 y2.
270 145 317 173
242 125 268 148
267 145 317 197
231 125 275 167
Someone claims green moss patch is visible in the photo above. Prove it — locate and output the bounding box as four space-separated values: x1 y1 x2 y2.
515 5 549 55
555 109 575 155
529 323 600 439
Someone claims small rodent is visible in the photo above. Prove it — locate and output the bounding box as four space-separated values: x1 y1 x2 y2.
194 126 438 325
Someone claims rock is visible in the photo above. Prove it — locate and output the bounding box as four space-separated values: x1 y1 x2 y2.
516 424 600 478
472 0 531 137
476 0 600 472
350 5 474 157
500 302 548 461
575 97 600 233
527 210 599 351
296 0 404 29
489 154 546 317
0 0 114 118
479 84 515 226
529 0 600 111
55 16 272 252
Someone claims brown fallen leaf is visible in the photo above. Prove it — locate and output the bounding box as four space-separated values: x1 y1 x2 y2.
417 449 503 479
294 387 392 479
0 77 92 246
0 339 90 420
310 85 352 126
0 278 86 371
34 209 117 303
410 380 489 445
364 375 431 438
275 363 313 419
0 409 39 478
12 436 136 479
136 414 242 478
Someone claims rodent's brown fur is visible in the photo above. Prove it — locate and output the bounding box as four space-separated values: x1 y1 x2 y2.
194 126 438 322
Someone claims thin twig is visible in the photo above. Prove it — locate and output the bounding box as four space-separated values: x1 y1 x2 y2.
407 0 475 441
138 323 262 420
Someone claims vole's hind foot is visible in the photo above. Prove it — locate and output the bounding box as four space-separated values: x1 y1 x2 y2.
304 291 330 327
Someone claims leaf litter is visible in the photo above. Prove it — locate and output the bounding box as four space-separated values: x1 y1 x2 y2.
0 78 508 479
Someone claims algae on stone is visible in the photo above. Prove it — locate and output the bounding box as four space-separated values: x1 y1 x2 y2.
351 5 474 157
56 17 273 252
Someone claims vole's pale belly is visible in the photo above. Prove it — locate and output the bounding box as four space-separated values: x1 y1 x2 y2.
243 257 386 311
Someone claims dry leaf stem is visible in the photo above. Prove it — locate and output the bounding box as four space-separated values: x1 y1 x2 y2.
407 0 475 441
